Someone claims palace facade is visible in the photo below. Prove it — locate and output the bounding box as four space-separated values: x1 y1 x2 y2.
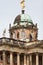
0 1 43 65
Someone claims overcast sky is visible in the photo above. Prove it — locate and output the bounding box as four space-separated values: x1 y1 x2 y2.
0 0 43 40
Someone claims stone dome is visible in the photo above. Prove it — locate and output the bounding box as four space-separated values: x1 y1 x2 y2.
14 13 33 25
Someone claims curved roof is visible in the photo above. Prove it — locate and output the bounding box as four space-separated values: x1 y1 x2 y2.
14 14 33 25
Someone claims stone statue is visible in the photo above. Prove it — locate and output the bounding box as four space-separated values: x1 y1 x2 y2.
3 29 6 37
20 0 25 9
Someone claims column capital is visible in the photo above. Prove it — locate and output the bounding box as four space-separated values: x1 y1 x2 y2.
10 51 13 54
24 53 27 55
17 52 21 55
3 50 6 53
35 52 39 55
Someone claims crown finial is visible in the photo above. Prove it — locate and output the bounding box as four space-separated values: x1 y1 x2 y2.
20 0 25 10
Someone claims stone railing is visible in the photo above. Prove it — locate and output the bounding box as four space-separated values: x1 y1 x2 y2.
0 37 26 47
0 37 43 48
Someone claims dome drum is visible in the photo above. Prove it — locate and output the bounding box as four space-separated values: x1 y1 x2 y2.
9 11 38 42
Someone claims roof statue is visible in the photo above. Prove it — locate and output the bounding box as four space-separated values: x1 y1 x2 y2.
20 0 25 9
3 29 6 37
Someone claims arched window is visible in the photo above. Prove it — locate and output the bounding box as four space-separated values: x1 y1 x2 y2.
30 34 32 41
30 32 34 41
10 32 13 38
17 32 19 38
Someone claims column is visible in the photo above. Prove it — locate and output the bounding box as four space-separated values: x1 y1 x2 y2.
17 53 20 65
36 53 39 65
42 54 43 65
3 51 6 65
27 55 29 65
30 54 32 65
10 52 13 65
24 54 26 65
